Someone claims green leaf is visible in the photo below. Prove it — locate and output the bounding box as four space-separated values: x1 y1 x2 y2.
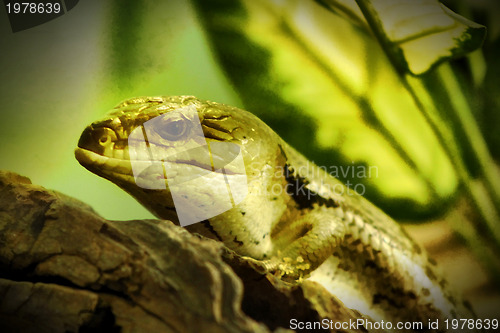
351 0 486 74
193 0 460 219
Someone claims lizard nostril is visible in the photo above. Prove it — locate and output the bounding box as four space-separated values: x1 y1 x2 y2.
99 134 110 145
78 126 117 155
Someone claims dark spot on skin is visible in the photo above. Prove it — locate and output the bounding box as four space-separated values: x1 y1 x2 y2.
294 224 312 240
283 165 309 204
233 236 244 246
271 197 277 201
421 288 430 296
372 289 415 308
364 260 377 269
349 239 362 247
337 262 350 271
325 198 339 207
399 226 414 240
262 233 268 239
408 292 417 299
283 163 339 210
278 144 288 160
425 266 437 281
372 293 386 305
200 220 222 242
254 241 260 245
241 211 246 216
463 300 475 315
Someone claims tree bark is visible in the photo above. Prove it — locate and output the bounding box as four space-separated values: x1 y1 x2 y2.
0 170 370 333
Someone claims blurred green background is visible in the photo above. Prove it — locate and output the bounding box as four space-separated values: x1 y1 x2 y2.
0 1 241 220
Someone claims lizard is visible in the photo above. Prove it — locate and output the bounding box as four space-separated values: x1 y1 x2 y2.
75 95 474 328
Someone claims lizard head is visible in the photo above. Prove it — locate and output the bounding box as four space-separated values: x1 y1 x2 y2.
75 96 285 226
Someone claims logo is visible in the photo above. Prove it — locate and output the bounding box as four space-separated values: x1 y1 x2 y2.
128 105 248 227
3 0 80 33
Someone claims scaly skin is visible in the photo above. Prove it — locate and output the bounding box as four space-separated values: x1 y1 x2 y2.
75 96 474 329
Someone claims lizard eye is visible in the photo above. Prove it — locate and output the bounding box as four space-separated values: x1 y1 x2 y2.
158 118 189 141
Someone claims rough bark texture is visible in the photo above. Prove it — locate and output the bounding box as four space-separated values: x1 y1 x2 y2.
0 170 371 333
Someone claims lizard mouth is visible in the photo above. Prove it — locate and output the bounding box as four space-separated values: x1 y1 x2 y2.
75 147 179 215
75 147 138 177
75 138 246 191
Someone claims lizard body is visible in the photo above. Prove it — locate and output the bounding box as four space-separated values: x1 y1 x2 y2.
75 96 473 328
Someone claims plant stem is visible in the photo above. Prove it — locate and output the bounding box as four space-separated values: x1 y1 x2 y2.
436 64 500 210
